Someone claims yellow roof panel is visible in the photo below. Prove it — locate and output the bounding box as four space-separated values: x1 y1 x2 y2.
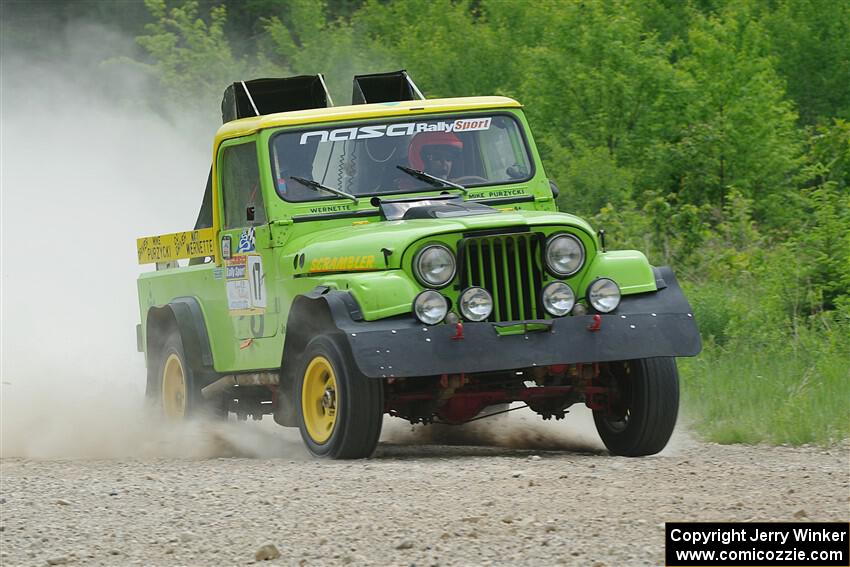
215 96 522 142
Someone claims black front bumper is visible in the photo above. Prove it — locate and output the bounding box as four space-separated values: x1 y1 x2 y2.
336 266 702 379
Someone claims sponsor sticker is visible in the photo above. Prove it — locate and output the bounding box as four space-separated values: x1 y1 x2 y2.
247 255 267 309
136 228 216 265
452 117 492 132
226 280 253 312
467 188 527 199
225 255 247 280
225 254 266 314
221 235 232 259
237 227 255 252
299 118 492 145
308 204 353 214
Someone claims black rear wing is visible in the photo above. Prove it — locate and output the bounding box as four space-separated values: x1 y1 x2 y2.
352 70 425 105
221 75 333 123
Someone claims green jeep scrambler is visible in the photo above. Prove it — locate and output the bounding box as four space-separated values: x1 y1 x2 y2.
136 71 701 459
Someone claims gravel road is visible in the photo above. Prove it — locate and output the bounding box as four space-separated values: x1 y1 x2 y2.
1 409 848 567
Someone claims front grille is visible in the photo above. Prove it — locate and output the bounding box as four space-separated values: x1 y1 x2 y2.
459 232 545 322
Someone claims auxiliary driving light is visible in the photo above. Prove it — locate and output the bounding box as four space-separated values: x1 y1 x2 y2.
542 282 575 317
545 234 585 277
587 278 621 313
414 245 456 288
459 287 493 322
413 290 448 325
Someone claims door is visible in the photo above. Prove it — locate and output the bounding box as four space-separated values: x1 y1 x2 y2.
217 138 279 340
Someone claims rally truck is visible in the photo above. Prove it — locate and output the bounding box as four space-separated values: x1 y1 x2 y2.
136 71 701 459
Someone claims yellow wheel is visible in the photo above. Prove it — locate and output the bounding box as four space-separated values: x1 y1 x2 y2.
296 335 383 459
300 356 338 443
161 353 188 419
150 328 225 420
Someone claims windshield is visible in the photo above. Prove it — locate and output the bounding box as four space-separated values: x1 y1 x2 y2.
270 114 532 202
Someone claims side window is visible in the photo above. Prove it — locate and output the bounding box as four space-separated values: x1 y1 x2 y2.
220 142 265 230
477 116 531 182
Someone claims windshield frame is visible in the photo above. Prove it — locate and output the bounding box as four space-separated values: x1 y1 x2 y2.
268 110 535 204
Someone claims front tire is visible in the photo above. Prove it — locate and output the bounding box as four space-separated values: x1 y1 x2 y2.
592 357 679 457
297 335 383 459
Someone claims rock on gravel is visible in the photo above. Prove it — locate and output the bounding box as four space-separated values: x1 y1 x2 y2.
255 544 281 561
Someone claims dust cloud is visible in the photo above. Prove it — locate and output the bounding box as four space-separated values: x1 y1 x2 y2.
381 404 695 457
381 406 608 454
0 19 307 460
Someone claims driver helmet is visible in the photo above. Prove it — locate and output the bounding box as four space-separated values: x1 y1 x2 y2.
408 131 463 171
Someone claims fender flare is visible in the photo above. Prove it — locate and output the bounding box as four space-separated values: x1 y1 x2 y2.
145 297 215 397
274 287 362 427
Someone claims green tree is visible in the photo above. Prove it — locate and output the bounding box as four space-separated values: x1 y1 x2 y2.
506 1 682 211
761 0 850 125
670 3 800 222
137 0 271 113
790 120 850 313
349 0 503 99
260 0 388 103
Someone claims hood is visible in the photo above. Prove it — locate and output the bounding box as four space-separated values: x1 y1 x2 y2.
286 209 595 274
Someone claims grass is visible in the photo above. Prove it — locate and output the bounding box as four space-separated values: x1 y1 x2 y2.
678 326 850 446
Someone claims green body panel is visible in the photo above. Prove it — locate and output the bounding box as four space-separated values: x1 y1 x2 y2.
137 105 659 374
577 250 658 298
138 265 283 372
296 271 420 320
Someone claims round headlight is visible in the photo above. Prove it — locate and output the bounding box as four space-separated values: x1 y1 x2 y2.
587 278 621 313
541 282 575 317
545 234 585 277
459 287 493 322
414 245 456 288
413 290 448 325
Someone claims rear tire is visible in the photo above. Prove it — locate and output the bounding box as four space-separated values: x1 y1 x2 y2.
592 357 679 457
150 328 226 420
297 335 383 459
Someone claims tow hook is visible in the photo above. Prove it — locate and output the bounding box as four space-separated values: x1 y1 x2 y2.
451 321 464 340
587 314 602 332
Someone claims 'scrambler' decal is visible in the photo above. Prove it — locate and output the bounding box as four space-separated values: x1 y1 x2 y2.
309 255 375 272
299 118 492 145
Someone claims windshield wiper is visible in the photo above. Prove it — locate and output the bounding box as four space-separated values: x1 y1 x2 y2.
396 165 468 194
290 176 359 204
